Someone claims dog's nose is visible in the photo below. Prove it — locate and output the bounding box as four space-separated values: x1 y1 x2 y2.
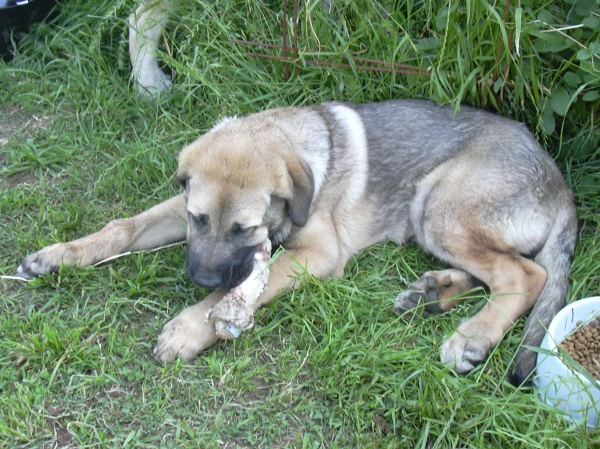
196 276 221 289
188 267 222 289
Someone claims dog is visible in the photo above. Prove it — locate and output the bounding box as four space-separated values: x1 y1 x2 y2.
128 0 335 97
129 0 173 97
17 99 578 384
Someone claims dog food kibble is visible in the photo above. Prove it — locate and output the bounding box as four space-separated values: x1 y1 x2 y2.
560 317 600 381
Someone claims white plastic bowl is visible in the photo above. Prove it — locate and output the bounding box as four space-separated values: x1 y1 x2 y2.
534 296 600 428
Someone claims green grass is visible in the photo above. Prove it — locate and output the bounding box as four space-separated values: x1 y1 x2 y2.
1 0 600 447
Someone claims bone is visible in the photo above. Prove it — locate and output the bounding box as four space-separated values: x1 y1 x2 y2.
206 240 271 339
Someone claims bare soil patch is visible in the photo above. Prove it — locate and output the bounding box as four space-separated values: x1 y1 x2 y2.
0 104 53 188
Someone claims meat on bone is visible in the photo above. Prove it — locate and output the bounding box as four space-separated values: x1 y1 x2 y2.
206 240 272 339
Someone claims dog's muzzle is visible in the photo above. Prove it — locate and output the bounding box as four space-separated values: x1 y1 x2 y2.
186 244 258 290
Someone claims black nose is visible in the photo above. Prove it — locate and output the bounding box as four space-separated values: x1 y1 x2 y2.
185 244 259 290
187 266 222 289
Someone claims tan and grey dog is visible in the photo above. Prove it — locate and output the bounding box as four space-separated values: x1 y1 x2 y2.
17 100 577 384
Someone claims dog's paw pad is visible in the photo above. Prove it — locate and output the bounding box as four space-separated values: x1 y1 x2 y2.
393 274 445 320
393 290 431 320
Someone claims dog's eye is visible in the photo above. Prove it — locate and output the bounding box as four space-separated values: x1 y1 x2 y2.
231 223 253 235
177 176 189 190
190 213 209 226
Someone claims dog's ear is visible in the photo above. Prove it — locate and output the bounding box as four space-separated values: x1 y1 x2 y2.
284 155 314 227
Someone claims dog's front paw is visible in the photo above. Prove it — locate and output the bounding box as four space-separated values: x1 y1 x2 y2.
439 329 492 373
153 303 218 363
17 253 51 279
17 244 68 279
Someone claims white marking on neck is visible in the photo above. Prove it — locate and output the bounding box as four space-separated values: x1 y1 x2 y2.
327 104 369 204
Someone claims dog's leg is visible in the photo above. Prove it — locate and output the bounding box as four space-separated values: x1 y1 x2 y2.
439 253 547 373
129 0 174 97
153 216 346 363
393 269 484 320
17 194 187 279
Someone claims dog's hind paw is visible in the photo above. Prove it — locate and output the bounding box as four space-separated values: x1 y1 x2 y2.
393 270 474 320
393 273 444 320
393 290 432 321
394 269 484 322
439 331 492 373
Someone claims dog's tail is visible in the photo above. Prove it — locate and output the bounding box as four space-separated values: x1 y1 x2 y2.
510 198 578 386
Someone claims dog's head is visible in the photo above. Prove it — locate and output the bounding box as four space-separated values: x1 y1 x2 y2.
177 115 314 290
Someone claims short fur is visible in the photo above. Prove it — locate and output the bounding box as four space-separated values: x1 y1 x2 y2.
17 100 578 384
